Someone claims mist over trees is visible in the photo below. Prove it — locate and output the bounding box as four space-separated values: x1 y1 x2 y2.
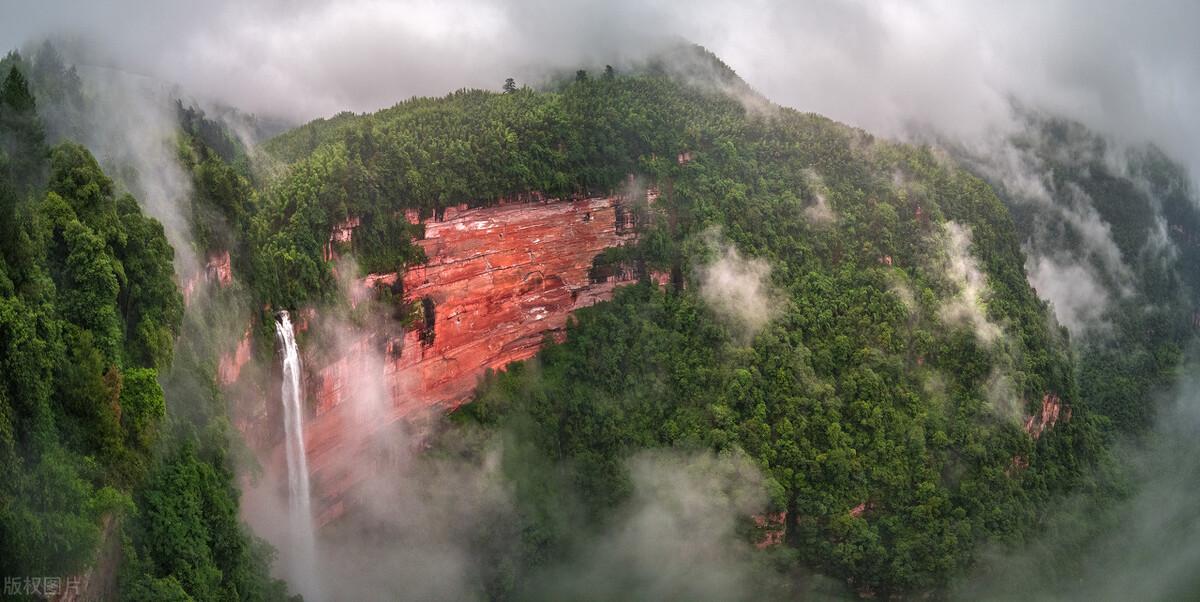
0 48 291 601
0 17 1196 602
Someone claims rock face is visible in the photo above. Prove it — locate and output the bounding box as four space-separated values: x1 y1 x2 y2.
753 512 786 549
219 330 252 385
327 195 636 414
1024 393 1070 439
325 217 360 261
293 194 640 525
1007 393 1072 476
181 249 233 306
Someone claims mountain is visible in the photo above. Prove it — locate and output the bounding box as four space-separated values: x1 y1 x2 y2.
234 45 1099 597
956 114 1200 433
0 42 1196 600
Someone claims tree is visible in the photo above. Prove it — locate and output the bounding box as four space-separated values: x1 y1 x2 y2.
1 65 35 111
604 65 615 79
503 77 517 93
120 368 165 452
575 69 589 82
48 142 122 244
0 63 47 191
114 194 182 369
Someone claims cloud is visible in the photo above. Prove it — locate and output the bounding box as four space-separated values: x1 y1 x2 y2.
948 116 1164 336
78 71 199 276
695 231 781 340
938 221 1002 345
802 169 837 224
1025 255 1112 336
983 367 1022 423
3 0 1198 186
245 393 783 600
523 450 780 602
6 3 1200 598
958 352 1200 601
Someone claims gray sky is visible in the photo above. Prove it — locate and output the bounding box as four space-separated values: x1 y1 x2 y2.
3 0 1199 176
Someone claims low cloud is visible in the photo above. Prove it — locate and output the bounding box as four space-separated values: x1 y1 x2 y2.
938 221 1002 345
802 169 837 224
5 1 1198 188
958 352 1200 601
246 400 782 600
950 120 1159 337
1025 255 1112 336
983 366 1021 423
695 231 782 340
524 450 778 602
233 247 788 598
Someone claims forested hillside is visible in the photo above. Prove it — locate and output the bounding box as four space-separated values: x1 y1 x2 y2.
256 47 1110 597
0 64 183 578
0 48 290 601
1 40 1195 601
962 116 1200 433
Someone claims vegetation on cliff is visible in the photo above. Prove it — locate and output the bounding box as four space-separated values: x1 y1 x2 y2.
255 47 1125 596
0 54 182 581
962 116 1200 434
2 38 1196 600
0 48 289 601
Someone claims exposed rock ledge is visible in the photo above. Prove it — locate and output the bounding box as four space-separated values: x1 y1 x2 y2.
233 193 645 527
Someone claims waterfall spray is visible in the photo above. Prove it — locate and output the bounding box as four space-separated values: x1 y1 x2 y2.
276 311 321 600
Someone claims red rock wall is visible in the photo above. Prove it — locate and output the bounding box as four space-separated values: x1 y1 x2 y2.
1008 392 1072 477
219 330 252 386
1023 393 1070 439
298 194 640 525
181 249 233 306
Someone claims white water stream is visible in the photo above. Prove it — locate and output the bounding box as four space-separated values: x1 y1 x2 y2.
276 311 321 600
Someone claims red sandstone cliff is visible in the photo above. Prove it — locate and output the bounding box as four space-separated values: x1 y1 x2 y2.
1023 393 1070 439
324 195 637 415
219 329 252 386
181 250 233 306
1007 393 1072 476
232 194 644 526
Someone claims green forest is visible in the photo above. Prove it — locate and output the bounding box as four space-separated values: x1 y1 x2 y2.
0 48 290 601
0 41 1196 600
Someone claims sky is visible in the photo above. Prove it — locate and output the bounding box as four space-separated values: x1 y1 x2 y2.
3 0 1199 177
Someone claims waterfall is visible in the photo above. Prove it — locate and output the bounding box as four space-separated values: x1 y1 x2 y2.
275 311 321 600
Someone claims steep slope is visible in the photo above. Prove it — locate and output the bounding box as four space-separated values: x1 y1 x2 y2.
957 115 1200 433
0 47 293 601
940 115 1200 598
233 46 1103 596
2 39 1154 600
0 58 198 595
1 33 1194 600
251 193 643 525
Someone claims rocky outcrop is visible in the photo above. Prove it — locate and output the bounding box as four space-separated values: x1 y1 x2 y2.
219 330 252 385
324 217 361 261
280 194 641 526
1023 393 1070 439
325 196 638 413
753 511 786 549
182 249 233 306
849 501 875 517
1008 393 1072 477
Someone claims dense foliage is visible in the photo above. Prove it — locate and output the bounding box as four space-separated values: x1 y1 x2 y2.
251 50 749 306
967 116 1200 433
0 50 289 601
0 56 180 583
259 49 1110 595
4 38 1194 599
